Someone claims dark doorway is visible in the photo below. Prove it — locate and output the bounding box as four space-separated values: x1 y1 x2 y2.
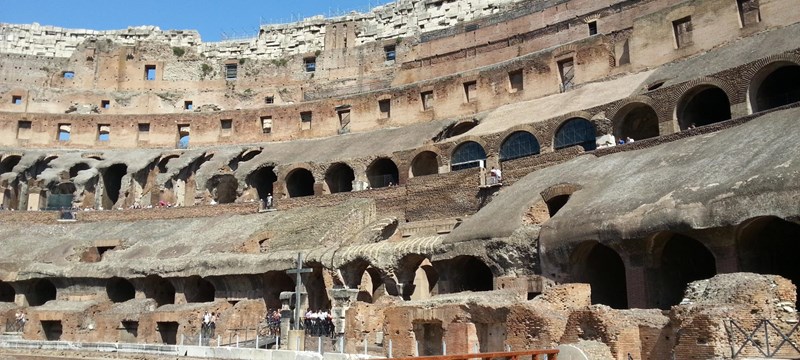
185 276 215 303
286 168 315 198
655 234 716 309
753 64 800 112
120 321 139 342
102 164 128 209
546 194 571 217
325 163 355 193
413 321 444 356
68 163 90 178
263 271 294 310
435 256 492 294
677 86 731 130
157 321 179 344
303 264 331 310
143 275 175 306
738 217 800 304
0 155 21 174
106 277 136 303
366 158 399 188
0 281 14 302
209 174 238 204
41 320 63 341
614 103 659 141
248 166 277 200
411 151 439 177
572 242 628 309
28 279 56 306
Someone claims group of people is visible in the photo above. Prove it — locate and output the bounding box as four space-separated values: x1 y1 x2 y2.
201 311 218 338
303 309 334 337
617 136 636 145
264 309 281 336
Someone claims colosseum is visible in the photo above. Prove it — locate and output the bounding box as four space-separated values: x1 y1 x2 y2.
0 0 799 359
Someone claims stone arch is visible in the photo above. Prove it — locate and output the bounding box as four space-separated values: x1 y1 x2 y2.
366 158 400 188
0 155 21 174
451 141 487 171
157 154 180 173
449 120 478 137
27 279 57 306
238 148 263 163
207 174 238 204
397 254 439 300
541 183 581 217
263 271 294 310
612 102 660 141
247 165 277 201
737 216 800 303
651 232 716 309
0 281 15 302
143 275 175 307
500 131 541 162
101 163 127 209
409 150 441 178
748 61 800 113
285 168 315 198
68 163 91 178
325 162 355 194
303 263 331 310
675 84 732 130
434 255 492 294
184 276 215 303
554 118 596 151
570 241 628 309
106 277 136 303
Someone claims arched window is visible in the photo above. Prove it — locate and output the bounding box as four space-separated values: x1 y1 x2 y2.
500 131 540 161
451 141 487 171
554 118 596 151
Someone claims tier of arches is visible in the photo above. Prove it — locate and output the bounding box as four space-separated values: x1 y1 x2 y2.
566 216 800 310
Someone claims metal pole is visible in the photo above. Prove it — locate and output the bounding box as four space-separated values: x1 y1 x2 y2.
339 336 344 353
389 339 392 358
199 332 202 347
443 340 446 355
276 336 280 350
415 340 419 357
217 335 221 347
180 334 184 346
256 334 259 349
318 336 322 354
236 334 240 348
364 337 368 355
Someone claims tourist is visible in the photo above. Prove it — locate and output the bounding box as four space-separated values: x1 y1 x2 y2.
266 193 273 208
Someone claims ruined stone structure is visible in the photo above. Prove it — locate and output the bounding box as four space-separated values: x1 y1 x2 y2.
1 0 800 359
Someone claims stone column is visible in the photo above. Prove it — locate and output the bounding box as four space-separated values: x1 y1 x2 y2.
329 288 360 351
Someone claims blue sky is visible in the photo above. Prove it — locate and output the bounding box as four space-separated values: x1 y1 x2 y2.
1 0 394 41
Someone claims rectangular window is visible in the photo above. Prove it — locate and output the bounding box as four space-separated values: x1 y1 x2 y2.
17 120 32 140
509 70 524 93
58 123 71 142
737 0 760 27
558 59 575 92
184 101 193 110
300 111 312 130
220 119 232 136
101 100 110 109
145 65 156 81
12 95 22 105
304 57 316 72
378 99 391 118
138 123 150 141
421 91 434 111
63 71 75 79
225 64 237 80
384 45 396 61
261 116 273 134
588 21 598 36
673 17 693 48
265 96 274 104
463 81 477 102
338 109 351 128
97 124 110 142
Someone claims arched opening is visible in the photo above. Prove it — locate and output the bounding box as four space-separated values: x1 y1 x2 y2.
68 163 91 178
410 260 438 300
0 155 21 174
184 276 215 303
325 163 355 193
500 131 540 162
676 86 731 130
545 195 570 217
571 241 628 309
208 174 238 204
354 267 385 303
451 141 487 171
106 277 136 303
303 264 331 310
738 217 800 305
554 118 596 151
654 233 716 309
450 121 477 137
613 103 659 141
434 256 492 294
263 271 294 310
247 166 277 200
286 168 315 198
102 164 127 209
28 279 56 306
751 63 800 112
410 151 439 178
0 281 15 302
366 158 399 188
238 149 262 163
157 155 179 173
143 275 175 306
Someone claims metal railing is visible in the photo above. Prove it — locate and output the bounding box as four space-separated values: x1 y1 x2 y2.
725 319 800 358
386 348 559 360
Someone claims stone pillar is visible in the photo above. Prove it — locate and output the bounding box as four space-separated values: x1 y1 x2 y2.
625 265 648 309
279 291 294 349
329 288 359 335
26 187 42 211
